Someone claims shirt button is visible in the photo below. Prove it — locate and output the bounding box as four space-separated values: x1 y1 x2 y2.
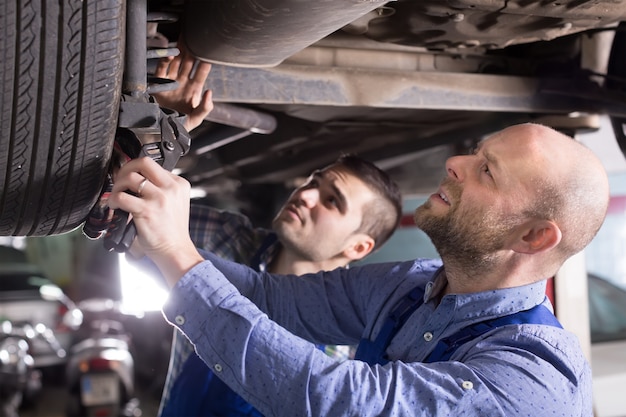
214 363 223 372
174 315 185 325
462 380 474 390
423 332 433 342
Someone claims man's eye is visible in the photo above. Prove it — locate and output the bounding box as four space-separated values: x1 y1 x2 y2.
482 163 492 178
327 195 339 207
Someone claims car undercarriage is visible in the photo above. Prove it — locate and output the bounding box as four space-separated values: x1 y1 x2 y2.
2 0 626 234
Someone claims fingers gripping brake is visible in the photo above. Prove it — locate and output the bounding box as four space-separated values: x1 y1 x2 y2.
83 104 191 253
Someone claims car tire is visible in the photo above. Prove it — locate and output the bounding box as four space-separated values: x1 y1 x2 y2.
0 0 124 236
607 21 626 159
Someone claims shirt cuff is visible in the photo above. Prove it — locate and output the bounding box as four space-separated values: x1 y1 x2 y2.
162 260 235 336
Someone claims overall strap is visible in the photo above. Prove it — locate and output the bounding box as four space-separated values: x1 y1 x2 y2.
425 303 562 363
354 285 426 366
249 233 278 272
355 282 562 367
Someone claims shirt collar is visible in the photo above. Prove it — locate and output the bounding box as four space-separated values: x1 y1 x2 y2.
423 266 447 302
424 267 551 317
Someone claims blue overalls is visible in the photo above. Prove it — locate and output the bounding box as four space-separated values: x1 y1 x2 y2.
354 284 562 366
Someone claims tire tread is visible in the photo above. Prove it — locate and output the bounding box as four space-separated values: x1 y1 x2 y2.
0 0 124 236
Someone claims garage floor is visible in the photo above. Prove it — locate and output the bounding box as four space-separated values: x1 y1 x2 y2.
20 376 160 417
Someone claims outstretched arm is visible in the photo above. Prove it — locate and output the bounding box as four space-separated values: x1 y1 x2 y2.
152 43 213 132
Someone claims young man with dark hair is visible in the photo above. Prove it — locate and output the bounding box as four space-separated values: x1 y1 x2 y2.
158 154 402 416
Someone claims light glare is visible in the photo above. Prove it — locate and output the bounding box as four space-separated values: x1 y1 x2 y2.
118 254 168 313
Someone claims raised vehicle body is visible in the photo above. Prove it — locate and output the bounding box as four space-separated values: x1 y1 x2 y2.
1 0 626 232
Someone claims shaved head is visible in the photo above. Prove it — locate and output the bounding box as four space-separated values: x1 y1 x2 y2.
415 122 610 281
499 123 610 262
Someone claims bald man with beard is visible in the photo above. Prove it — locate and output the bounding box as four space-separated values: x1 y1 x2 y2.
110 123 609 417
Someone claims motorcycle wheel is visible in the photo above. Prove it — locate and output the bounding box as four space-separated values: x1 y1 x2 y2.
66 391 82 417
0 391 21 417
0 0 124 236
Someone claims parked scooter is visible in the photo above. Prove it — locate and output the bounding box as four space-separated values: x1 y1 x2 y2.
0 321 43 417
65 299 140 417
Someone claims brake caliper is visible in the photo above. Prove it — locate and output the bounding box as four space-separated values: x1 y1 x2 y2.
83 96 191 253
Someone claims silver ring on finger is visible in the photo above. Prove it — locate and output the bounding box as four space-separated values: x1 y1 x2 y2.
137 178 148 197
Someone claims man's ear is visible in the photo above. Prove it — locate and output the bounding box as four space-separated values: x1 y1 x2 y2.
510 220 562 254
343 234 375 261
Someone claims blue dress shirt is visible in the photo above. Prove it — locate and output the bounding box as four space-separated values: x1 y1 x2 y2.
162 251 593 417
159 204 278 414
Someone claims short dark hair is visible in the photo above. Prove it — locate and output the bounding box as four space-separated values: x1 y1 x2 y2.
329 154 402 251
